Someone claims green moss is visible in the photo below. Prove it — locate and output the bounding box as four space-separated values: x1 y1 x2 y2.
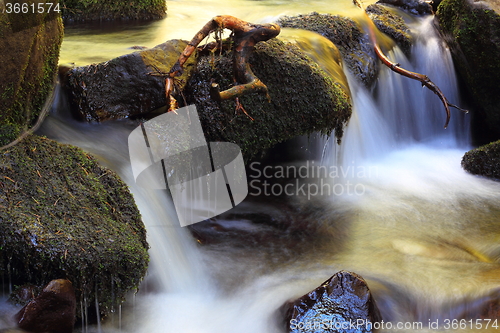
185 39 351 160
278 13 378 87
60 0 167 22
0 8 63 146
0 135 148 315
462 140 500 180
437 0 500 140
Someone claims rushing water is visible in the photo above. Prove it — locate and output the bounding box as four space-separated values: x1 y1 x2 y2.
5 1 500 332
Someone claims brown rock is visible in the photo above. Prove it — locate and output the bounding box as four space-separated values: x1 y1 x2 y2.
15 279 76 333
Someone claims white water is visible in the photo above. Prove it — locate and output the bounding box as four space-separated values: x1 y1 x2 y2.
7 7 499 333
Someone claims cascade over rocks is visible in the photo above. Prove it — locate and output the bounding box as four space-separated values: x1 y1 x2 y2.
284 271 382 333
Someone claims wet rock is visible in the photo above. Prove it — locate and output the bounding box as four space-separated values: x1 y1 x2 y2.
284 271 382 333
64 39 197 122
366 4 413 55
278 12 378 87
456 289 500 319
0 8 63 146
377 0 433 15
15 279 76 333
60 0 166 23
461 140 500 180
437 0 500 142
0 135 149 317
185 38 351 159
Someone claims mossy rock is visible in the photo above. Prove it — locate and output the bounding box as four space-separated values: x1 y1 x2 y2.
437 0 500 142
0 135 149 315
65 39 197 122
0 6 63 147
278 12 378 87
366 4 413 55
60 0 166 22
462 140 500 180
185 38 352 160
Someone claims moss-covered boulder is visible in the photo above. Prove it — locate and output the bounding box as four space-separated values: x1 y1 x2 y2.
376 0 433 15
185 38 351 159
278 13 378 87
462 140 500 180
0 135 149 315
366 4 413 55
437 0 500 142
64 39 197 122
60 0 166 23
0 6 63 147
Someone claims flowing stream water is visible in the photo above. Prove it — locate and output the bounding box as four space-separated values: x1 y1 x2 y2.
7 0 500 332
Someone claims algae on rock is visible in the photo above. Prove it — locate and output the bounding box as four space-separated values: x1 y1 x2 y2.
0 135 149 315
185 38 351 159
462 140 500 180
60 0 166 22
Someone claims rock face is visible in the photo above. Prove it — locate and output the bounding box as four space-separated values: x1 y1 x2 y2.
65 39 197 122
284 271 382 333
0 7 63 146
185 38 351 159
437 0 500 142
462 140 500 180
366 4 413 55
59 0 166 22
15 279 76 333
278 13 378 87
0 135 149 316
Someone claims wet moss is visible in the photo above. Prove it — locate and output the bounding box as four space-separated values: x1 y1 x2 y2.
437 0 500 141
366 4 413 55
462 140 500 180
0 135 148 315
60 0 167 23
185 38 351 160
0 8 63 146
278 12 378 87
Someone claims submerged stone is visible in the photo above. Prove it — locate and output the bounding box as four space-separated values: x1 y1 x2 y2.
0 135 149 316
461 140 500 180
284 271 382 333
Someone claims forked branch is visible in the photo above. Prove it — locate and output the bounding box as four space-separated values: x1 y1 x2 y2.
165 15 280 110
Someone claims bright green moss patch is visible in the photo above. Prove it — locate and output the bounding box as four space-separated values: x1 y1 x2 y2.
0 135 148 314
462 140 500 180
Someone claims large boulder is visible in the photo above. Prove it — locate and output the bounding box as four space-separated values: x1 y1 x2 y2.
0 5 63 146
185 38 351 159
462 140 500 180
284 271 382 333
64 39 197 122
59 0 166 23
278 13 378 87
0 135 149 316
437 0 500 142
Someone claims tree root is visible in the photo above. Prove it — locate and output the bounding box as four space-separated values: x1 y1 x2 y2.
165 15 280 111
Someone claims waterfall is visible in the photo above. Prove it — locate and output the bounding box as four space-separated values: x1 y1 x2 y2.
30 11 500 333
